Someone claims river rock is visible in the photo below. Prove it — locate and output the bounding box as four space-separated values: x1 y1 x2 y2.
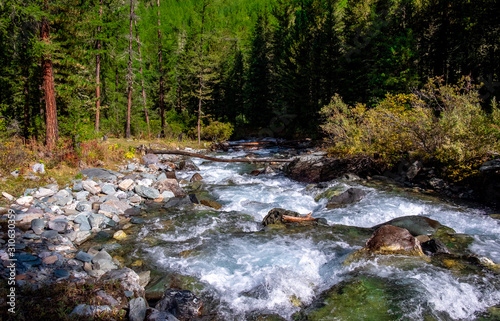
76 251 94 262
406 160 423 180
33 187 55 199
200 199 222 210
190 173 203 182
129 297 147 321
82 180 102 195
155 289 203 320
80 168 121 181
2 192 14 201
70 304 112 317
31 218 46 234
364 225 424 256
178 159 200 171
326 188 366 209
118 178 134 191
48 219 68 232
153 179 185 198
16 196 33 206
135 185 160 199
75 214 92 231
480 159 500 172
113 230 127 241
421 238 450 255
101 268 144 296
101 184 116 195
143 153 160 166
373 216 443 236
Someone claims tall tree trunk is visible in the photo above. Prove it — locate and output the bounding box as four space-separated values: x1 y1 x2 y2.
134 18 150 137
157 0 165 136
95 0 102 132
41 3 58 149
126 0 133 138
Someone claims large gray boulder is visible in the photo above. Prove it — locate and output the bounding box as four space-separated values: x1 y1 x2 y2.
326 188 366 209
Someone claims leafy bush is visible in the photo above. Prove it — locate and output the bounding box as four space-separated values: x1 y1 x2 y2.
201 119 234 141
320 77 500 180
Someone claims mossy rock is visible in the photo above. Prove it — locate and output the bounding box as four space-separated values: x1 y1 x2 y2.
145 273 204 302
430 253 500 275
373 216 444 237
314 186 345 202
431 227 473 256
295 276 402 321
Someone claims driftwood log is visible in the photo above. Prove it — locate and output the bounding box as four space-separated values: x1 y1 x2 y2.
146 149 294 163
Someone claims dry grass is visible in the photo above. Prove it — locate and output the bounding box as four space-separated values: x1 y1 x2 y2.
0 136 208 206
0 279 128 321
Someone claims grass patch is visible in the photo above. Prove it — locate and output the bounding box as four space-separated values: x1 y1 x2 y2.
0 279 128 321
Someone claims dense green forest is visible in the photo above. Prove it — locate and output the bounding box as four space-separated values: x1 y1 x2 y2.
1 0 499 145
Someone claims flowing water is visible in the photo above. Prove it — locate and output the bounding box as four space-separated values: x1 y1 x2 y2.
134 148 500 320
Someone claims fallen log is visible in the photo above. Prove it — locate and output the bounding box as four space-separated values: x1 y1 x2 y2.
146 149 294 163
282 213 316 222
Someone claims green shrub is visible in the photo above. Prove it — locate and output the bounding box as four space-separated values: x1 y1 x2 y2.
201 118 234 142
320 77 500 180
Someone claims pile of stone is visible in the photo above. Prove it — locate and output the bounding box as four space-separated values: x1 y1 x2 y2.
0 153 207 320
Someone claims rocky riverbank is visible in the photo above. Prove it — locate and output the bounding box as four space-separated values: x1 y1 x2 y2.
0 150 209 321
284 153 500 209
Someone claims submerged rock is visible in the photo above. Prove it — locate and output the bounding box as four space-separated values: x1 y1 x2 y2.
326 188 367 209
155 289 203 321
295 276 401 321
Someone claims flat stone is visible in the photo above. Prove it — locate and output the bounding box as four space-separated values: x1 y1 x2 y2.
73 231 92 245
16 196 33 206
70 304 111 316
101 184 116 195
2 192 14 201
73 181 83 192
200 199 222 210
43 255 58 265
75 251 94 262
33 187 55 199
75 191 89 202
130 217 145 224
129 195 142 204
41 230 60 239
48 219 68 232
54 269 70 278
82 180 102 195
135 185 160 199
118 179 134 191
92 249 113 264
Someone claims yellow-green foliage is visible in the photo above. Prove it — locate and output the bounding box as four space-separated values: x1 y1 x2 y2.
0 138 34 175
320 77 500 180
201 119 234 142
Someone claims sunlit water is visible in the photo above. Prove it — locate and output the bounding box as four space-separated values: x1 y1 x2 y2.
138 148 500 320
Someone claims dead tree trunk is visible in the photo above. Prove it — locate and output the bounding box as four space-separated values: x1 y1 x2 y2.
146 149 294 163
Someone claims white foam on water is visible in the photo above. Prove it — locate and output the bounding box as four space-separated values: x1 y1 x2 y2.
410 271 500 320
149 234 351 319
148 150 500 319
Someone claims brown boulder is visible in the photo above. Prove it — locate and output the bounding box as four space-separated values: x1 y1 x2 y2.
365 225 424 256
